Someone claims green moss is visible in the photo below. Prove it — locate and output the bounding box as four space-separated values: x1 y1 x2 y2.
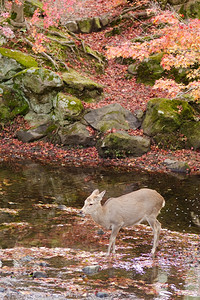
0 47 38 68
54 92 84 122
181 121 200 150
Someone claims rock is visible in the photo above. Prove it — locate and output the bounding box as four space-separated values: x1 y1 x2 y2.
127 63 138 75
32 271 47 278
0 47 38 68
142 98 195 136
163 159 190 173
16 123 51 142
100 15 109 27
53 92 84 123
95 291 109 298
82 265 100 275
77 18 93 33
58 122 95 146
24 111 52 127
0 84 29 123
57 204 67 210
62 69 103 101
0 54 23 81
97 131 150 158
93 17 101 31
84 103 140 132
65 20 79 33
13 67 63 114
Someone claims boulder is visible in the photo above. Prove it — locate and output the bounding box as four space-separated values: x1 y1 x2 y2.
13 67 63 114
0 84 29 122
53 92 84 123
61 69 103 101
16 123 51 143
97 131 150 158
84 103 140 132
58 122 95 146
142 98 194 136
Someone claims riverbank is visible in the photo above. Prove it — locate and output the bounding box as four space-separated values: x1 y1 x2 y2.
0 116 199 175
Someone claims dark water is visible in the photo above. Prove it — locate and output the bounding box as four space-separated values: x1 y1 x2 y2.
0 161 199 299
0 161 199 248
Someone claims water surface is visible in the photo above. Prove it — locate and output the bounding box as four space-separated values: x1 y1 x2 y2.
0 161 199 299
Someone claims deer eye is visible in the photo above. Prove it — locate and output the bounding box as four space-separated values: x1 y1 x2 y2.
89 203 93 206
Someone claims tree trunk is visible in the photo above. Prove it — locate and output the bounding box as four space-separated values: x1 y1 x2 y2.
11 0 25 27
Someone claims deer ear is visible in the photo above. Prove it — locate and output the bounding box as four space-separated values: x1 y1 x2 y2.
98 190 106 201
92 189 99 196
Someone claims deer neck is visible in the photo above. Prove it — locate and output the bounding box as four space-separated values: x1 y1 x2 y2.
91 205 109 229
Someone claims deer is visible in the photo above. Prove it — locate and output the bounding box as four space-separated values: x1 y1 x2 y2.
80 188 165 256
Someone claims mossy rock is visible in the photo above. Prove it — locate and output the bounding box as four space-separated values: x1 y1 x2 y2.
13 67 63 114
13 67 63 94
62 69 103 101
0 84 29 122
142 98 195 136
135 53 165 85
53 92 84 123
77 18 93 33
0 47 38 68
97 131 150 158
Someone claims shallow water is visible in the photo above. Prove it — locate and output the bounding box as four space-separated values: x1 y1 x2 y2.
0 161 199 299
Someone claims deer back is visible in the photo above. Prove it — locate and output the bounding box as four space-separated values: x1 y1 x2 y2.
103 188 165 227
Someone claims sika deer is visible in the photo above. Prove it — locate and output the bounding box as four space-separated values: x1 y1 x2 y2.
80 188 165 255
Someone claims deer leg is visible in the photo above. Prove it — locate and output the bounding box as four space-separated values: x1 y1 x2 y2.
107 225 121 255
146 217 161 255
